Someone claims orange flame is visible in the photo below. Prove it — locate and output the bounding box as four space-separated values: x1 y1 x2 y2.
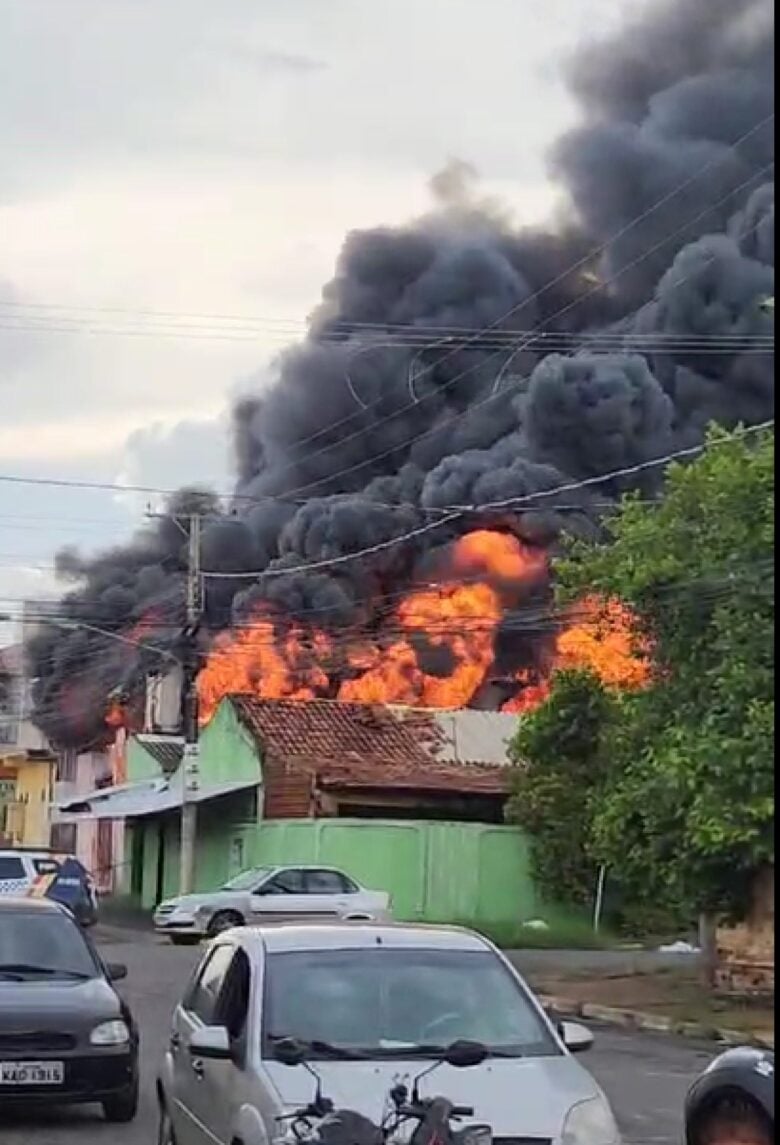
553 594 651 689
104 701 127 729
196 529 649 723
198 616 332 724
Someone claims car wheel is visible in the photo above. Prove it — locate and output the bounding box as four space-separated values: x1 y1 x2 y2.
158 1102 178 1145
102 1079 139 1123
207 909 244 937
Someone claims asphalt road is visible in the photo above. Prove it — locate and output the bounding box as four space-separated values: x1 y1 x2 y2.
2 931 714 1145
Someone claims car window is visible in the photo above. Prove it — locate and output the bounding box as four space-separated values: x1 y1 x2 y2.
304 869 349 895
215 948 251 1042
0 855 26 881
33 858 61 876
0 910 98 978
221 867 274 892
262 869 305 895
185 944 236 1025
263 947 559 1060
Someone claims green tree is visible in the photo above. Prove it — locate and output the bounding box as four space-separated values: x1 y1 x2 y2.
507 669 616 909
557 426 774 932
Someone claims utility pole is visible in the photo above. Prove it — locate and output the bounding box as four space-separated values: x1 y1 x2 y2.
179 514 202 896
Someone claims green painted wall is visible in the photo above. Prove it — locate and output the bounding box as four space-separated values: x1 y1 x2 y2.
242 818 536 927
136 797 259 909
197 701 263 787
127 742 164 783
135 814 536 924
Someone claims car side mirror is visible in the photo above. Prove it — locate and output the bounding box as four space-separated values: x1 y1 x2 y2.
106 963 127 982
189 1026 232 1061
559 1021 594 1054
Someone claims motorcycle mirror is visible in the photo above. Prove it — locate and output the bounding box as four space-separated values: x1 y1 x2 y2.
444 1040 490 1069
273 1037 308 1067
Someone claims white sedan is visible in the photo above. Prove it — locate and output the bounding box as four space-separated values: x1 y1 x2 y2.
153 865 391 943
158 922 622 1145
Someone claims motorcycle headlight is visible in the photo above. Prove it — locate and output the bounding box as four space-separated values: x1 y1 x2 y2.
562 1097 621 1145
90 1020 131 1047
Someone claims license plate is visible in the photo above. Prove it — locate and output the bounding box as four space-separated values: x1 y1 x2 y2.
0 1061 65 1086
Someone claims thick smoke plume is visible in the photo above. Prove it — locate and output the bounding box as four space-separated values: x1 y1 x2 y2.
29 0 774 746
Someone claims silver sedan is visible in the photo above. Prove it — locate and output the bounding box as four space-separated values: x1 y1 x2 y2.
153 865 391 944
157 922 622 1144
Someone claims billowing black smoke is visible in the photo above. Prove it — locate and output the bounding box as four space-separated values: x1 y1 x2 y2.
29 0 774 746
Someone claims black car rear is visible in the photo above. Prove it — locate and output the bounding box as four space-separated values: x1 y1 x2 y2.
0 898 138 1122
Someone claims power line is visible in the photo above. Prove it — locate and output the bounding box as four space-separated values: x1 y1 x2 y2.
199 421 774 580
0 112 770 343
274 161 776 501
0 175 773 514
0 310 773 348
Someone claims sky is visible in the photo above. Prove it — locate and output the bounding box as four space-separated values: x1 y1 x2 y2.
0 0 630 643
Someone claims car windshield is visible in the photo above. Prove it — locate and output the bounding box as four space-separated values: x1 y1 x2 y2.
221 867 273 892
0 912 99 979
263 948 559 1059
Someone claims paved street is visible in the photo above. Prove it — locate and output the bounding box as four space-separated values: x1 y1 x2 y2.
2 931 714 1145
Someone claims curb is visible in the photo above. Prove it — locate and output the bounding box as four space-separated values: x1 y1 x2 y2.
539 994 775 1051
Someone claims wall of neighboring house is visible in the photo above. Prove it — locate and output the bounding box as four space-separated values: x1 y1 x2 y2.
0 755 56 846
13 758 55 846
131 812 537 928
134 794 259 909
54 749 121 892
245 818 537 928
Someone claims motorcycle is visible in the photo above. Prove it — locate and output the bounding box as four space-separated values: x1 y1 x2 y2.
273 1036 492 1145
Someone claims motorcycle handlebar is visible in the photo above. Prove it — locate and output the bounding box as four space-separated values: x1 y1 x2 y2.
396 1103 475 1119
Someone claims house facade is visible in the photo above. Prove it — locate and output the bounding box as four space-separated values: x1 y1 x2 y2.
59 696 537 929
0 643 57 847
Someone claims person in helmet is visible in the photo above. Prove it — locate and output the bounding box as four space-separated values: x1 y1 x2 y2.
685 1047 774 1145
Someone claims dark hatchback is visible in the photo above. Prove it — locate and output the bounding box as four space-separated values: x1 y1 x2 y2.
0 897 138 1122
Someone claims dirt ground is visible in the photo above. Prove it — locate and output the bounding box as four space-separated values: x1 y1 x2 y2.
524 962 774 1040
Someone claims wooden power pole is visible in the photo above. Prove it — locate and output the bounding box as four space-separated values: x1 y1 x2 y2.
179 514 202 896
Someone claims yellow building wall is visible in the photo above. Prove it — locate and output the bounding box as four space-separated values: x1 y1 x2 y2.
0 755 56 847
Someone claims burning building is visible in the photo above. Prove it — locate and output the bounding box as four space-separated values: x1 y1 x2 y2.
26 0 774 747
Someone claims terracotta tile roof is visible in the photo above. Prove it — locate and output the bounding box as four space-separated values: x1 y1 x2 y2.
230 696 511 796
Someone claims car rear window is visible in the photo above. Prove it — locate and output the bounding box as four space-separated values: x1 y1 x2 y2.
0 856 26 881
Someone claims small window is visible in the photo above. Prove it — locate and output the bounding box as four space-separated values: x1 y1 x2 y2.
263 869 305 896
0 856 26 881
34 858 61 876
304 869 347 895
186 944 236 1026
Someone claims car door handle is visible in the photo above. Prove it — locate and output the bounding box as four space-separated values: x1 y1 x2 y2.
191 1058 205 1080
170 1033 181 1053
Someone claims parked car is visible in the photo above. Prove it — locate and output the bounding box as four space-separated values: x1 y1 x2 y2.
158 922 622 1145
153 864 392 944
0 847 98 927
0 897 138 1122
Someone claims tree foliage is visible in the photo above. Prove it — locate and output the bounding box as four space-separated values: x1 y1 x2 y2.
552 426 775 919
507 669 616 908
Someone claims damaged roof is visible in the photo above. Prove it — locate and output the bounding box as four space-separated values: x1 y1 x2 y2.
134 734 184 776
230 696 515 795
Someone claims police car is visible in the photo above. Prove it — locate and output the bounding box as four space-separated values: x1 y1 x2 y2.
0 848 98 927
